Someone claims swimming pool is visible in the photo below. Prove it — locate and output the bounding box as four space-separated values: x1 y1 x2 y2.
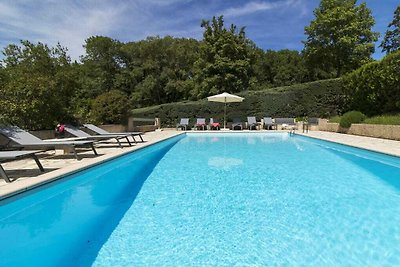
1 133 400 266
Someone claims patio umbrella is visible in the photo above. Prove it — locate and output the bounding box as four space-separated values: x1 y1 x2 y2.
207 92 244 130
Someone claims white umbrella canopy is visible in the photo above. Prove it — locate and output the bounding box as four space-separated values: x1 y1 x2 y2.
207 92 244 130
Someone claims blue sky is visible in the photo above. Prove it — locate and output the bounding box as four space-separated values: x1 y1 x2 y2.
0 0 398 60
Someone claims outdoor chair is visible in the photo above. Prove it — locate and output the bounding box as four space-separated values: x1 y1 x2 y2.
232 118 243 130
0 126 97 160
247 117 259 130
64 125 132 148
275 118 297 130
0 150 44 183
194 118 206 130
177 118 189 131
263 117 276 130
209 118 220 130
83 124 144 143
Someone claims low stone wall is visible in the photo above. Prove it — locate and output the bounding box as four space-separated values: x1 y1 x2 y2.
99 123 157 133
348 124 400 141
98 124 126 133
318 119 400 140
318 119 340 132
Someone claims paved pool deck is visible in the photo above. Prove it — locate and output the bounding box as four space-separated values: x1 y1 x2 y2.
1 130 400 200
297 131 400 157
0 130 182 200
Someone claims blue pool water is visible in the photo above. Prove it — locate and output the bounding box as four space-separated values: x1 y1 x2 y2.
1 133 400 266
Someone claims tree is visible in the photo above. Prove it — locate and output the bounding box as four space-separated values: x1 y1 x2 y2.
0 41 76 130
116 36 199 107
252 49 308 88
380 5 400 54
80 36 123 98
192 16 252 99
90 90 130 124
303 0 379 78
343 50 400 115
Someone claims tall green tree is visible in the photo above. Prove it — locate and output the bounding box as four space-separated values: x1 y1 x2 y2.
252 49 309 88
380 5 400 54
193 16 252 99
303 0 379 78
80 36 123 97
0 41 76 130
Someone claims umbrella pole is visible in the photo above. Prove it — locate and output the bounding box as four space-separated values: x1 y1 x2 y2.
224 102 227 129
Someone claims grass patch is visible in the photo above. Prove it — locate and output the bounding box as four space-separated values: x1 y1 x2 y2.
364 115 400 125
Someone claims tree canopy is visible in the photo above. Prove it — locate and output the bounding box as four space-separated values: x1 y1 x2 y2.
0 41 77 130
192 16 252 99
303 0 379 78
380 5 400 54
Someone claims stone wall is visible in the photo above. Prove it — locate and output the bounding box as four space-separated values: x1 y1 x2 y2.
98 124 127 133
318 119 400 141
348 124 400 141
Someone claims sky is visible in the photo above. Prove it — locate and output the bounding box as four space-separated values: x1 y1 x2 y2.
0 0 398 61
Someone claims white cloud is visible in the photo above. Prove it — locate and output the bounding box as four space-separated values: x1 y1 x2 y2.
0 1 128 60
221 0 307 18
222 1 279 17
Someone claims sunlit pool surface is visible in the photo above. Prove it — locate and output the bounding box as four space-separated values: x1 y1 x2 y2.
1 133 400 266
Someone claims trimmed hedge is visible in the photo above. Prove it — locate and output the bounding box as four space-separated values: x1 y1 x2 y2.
131 79 344 127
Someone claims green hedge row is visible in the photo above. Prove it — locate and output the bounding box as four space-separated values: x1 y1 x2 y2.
131 79 344 127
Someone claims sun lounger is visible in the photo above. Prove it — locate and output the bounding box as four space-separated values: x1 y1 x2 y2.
209 118 220 130
64 125 132 148
232 118 243 130
247 117 259 130
83 124 144 143
0 150 44 183
177 118 189 131
307 117 319 125
194 118 206 130
275 118 297 130
263 117 276 130
0 126 97 160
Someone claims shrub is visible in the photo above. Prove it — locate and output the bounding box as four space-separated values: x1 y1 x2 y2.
339 111 366 128
90 90 129 124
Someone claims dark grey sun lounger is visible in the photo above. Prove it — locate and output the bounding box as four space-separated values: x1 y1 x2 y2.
83 124 144 143
0 126 97 160
247 116 259 130
64 125 132 148
232 118 243 130
0 150 44 183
